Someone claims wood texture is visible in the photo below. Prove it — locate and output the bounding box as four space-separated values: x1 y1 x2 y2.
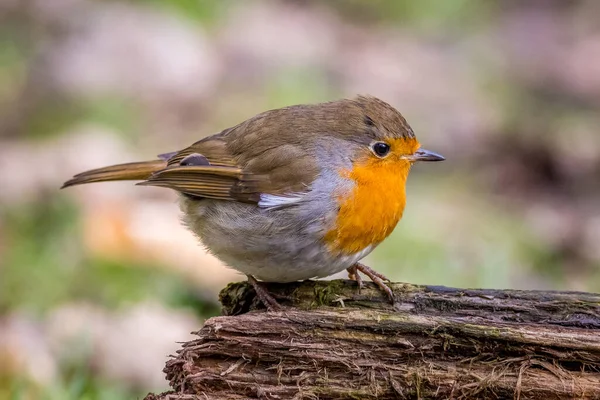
145 280 600 399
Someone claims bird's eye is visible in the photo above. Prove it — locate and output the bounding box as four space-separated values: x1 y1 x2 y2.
372 142 391 157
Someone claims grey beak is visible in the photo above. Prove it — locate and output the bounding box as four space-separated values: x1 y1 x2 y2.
411 148 445 162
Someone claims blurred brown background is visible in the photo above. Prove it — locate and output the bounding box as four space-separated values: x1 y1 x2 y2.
1 0 599 398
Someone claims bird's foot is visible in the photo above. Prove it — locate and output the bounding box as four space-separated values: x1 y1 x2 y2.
246 275 282 311
346 264 364 290
347 263 395 303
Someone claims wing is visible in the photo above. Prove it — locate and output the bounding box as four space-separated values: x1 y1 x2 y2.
139 134 259 203
140 116 320 206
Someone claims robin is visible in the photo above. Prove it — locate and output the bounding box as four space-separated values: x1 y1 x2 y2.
62 96 444 309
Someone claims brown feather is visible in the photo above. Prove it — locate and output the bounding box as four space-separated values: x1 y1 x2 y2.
138 165 260 202
167 136 236 167
61 160 166 188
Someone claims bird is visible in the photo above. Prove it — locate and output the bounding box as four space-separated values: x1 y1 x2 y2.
62 95 444 309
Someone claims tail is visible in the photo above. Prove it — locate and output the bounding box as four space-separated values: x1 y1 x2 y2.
61 160 167 189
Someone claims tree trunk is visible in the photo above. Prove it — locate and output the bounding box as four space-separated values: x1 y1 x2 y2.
145 280 600 399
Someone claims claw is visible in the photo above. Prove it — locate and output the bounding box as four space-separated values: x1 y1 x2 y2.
350 263 395 303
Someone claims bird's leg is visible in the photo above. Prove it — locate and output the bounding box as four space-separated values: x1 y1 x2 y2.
246 275 282 311
349 262 395 303
346 264 364 290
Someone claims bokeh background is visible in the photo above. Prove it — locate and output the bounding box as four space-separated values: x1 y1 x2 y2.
1 0 599 398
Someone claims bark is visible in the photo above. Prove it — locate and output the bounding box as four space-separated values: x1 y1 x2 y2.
145 280 600 399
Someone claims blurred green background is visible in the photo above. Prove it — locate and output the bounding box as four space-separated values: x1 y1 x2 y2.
1 0 599 398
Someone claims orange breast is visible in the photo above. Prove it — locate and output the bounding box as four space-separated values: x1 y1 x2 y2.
325 157 412 255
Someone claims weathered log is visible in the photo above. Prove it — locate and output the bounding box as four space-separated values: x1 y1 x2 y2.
145 280 600 399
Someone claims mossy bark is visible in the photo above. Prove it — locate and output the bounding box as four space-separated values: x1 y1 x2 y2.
145 280 600 399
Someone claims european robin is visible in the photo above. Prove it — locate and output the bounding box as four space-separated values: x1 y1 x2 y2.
62 96 444 309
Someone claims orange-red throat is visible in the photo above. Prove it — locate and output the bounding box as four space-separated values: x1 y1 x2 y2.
325 138 420 254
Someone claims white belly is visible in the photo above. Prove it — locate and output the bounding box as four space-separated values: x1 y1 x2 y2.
179 196 375 282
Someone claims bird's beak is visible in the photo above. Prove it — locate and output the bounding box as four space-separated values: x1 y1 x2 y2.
407 148 445 162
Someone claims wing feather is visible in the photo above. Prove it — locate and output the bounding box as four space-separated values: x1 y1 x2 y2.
137 112 322 206
138 165 260 203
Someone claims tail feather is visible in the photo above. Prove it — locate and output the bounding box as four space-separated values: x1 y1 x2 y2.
61 160 167 189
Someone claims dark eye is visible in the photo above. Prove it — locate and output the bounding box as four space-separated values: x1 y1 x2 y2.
372 142 390 157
